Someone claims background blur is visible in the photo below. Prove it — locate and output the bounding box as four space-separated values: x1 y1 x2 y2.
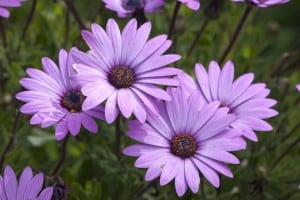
0 0 299 199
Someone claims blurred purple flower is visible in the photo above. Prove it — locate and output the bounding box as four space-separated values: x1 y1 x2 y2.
232 0 290 7
178 0 200 10
0 0 25 18
16 49 105 141
72 18 181 124
123 88 246 197
297 84 300 92
177 61 278 141
102 0 165 17
0 165 53 200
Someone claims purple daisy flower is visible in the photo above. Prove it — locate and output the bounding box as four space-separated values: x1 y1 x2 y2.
232 0 290 7
297 84 300 92
0 165 53 200
0 0 25 18
16 49 105 141
123 88 246 197
177 61 278 141
71 18 181 124
178 0 200 10
102 0 165 17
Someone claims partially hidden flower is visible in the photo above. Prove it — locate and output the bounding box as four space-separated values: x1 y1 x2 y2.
0 165 53 200
72 18 181 124
178 0 200 11
232 0 290 7
16 49 105 141
177 61 278 142
102 0 165 17
297 84 300 92
0 0 25 18
123 88 246 197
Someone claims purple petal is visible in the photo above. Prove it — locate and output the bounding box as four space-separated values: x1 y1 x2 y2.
160 157 181 186
55 120 68 141
185 159 200 193
23 173 43 199
175 165 188 197
67 114 81 136
208 60 221 100
17 167 33 200
105 91 119 124
218 60 234 102
195 63 212 102
81 114 97 133
117 89 133 118
145 165 162 181
123 144 169 157
106 19 122 65
133 83 171 101
4 165 18 200
192 157 220 188
127 128 170 147
37 187 53 200
129 90 147 123
198 149 240 164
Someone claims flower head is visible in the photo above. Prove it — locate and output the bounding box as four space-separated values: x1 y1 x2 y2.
123 88 246 197
177 61 278 141
0 165 53 200
102 0 165 17
297 84 300 92
232 0 290 7
72 18 181 124
16 49 105 141
178 0 200 10
0 0 25 18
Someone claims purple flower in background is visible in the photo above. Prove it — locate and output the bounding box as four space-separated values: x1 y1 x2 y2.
178 61 278 141
232 0 290 7
123 88 246 197
72 18 181 124
0 165 53 200
178 0 200 10
297 84 300 92
0 0 25 18
102 0 165 17
16 49 105 141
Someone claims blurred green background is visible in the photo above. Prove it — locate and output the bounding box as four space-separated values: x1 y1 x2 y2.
0 0 299 199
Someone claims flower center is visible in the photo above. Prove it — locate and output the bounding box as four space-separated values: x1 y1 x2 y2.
171 134 197 158
61 90 85 113
125 0 144 8
108 66 135 89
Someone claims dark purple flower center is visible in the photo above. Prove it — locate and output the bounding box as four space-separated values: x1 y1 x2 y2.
125 0 144 9
61 90 85 113
171 134 197 158
108 66 135 89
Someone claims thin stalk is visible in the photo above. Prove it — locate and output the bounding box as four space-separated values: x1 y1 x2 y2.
0 109 21 170
187 19 210 57
272 136 300 170
17 0 37 52
51 134 70 176
0 19 11 62
63 0 85 30
168 2 181 39
219 5 252 64
132 180 156 199
115 115 121 161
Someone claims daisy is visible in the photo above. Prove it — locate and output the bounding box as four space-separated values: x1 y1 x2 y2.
71 18 181 124
0 0 25 18
0 165 53 200
16 49 105 141
102 0 165 18
232 0 290 7
177 61 278 141
123 88 246 197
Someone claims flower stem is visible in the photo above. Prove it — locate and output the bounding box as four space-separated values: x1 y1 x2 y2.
187 19 210 57
0 109 20 171
0 19 11 62
115 115 122 161
17 0 37 53
219 4 252 64
272 136 300 170
63 0 85 30
168 2 181 39
51 134 70 176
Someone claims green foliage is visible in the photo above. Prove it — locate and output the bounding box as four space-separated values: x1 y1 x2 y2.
0 0 299 199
